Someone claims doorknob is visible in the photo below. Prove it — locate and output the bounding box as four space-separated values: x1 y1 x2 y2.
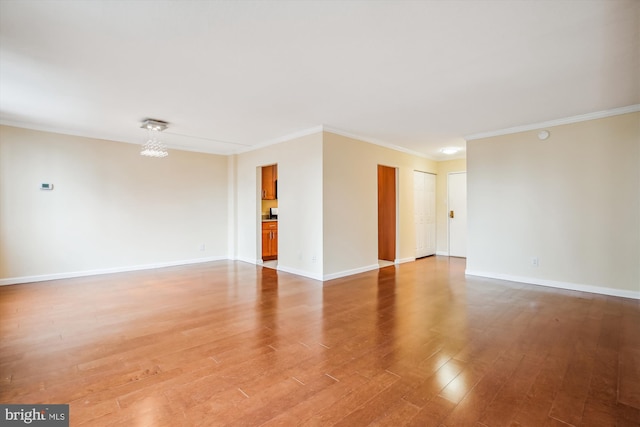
449 210 455 218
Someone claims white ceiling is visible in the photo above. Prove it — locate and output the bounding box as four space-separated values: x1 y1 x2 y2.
1 0 638 159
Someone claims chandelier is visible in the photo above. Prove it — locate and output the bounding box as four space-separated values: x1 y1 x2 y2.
140 119 169 157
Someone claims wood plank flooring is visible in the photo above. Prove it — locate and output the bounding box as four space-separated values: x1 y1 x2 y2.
1 257 639 426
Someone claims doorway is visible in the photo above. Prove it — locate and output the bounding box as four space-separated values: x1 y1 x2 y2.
448 172 467 257
378 165 397 263
260 164 278 269
414 171 436 258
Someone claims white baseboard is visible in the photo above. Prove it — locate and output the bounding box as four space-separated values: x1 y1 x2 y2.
276 265 323 281
0 256 226 286
396 257 416 264
323 264 380 281
18 259 631 302
436 251 449 256
465 270 640 300
235 256 260 265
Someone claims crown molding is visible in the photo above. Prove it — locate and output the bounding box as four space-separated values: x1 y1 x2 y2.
2 119 433 159
239 125 325 153
242 124 436 160
0 119 245 156
0 119 137 146
321 126 435 160
464 104 640 141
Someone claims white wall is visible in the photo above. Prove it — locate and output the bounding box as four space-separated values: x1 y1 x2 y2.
1 125 442 285
322 132 437 279
466 112 640 298
234 132 324 279
0 125 229 283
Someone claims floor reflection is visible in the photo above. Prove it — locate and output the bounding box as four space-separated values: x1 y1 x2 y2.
257 266 279 335
3 256 636 425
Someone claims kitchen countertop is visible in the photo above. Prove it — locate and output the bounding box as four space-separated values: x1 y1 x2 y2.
262 219 278 222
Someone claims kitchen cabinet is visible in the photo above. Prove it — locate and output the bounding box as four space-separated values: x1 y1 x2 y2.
262 221 278 260
262 164 277 200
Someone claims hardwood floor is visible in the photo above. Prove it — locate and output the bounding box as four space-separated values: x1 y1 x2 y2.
1 257 639 426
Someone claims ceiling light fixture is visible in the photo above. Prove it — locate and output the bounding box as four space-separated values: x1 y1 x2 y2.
439 147 461 155
537 130 550 140
140 119 169 157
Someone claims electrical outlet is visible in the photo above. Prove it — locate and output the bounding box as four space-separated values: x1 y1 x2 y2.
311 255 317 263
200 244 206 251
531 257 539 267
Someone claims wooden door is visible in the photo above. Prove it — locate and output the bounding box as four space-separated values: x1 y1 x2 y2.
378 165 396 261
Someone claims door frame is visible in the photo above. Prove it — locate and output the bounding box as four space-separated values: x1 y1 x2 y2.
258 163 278 265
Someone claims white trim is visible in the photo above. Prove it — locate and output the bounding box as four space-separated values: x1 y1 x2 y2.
0 120 238 155
395 166 400 264
240 126 324 153
276 265 323 281
322 264 380 281
6 105 637 158
0 256 226 286
396 257 416 264
236 256 260 265
323 126 435 160
465 270 640 300
243 125 437 159
0 120 141 146
1 120 434 159
435 251 449 256
464 104 640 141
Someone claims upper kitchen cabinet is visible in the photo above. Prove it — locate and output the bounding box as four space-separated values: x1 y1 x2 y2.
262 164 277 200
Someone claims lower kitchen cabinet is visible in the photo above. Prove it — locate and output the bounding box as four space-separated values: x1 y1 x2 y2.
262 221 278 261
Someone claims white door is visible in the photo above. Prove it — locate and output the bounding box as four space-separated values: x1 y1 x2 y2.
448 172 467 257
414 171 436 258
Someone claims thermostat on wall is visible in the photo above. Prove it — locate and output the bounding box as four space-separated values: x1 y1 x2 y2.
40 183 54 190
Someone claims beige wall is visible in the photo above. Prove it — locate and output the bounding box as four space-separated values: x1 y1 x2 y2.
466 112 639 297
1 126 440 284
322 132 437 278
0 125 229 283
5 113 635 297
436 158 467 255
234 132 324 279
235 131 439 280
261 199 278 217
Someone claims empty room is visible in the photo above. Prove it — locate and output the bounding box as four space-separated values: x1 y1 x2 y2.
1 1 638 426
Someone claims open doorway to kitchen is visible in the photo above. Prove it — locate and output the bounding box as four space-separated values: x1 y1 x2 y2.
260 164 278 269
